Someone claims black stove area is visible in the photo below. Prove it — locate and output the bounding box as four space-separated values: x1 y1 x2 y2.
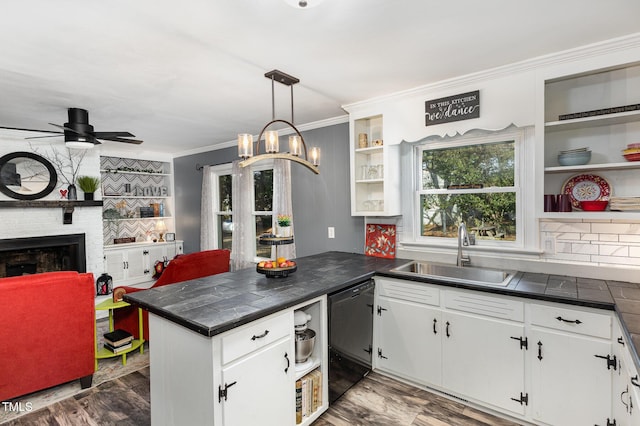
0 233 86 277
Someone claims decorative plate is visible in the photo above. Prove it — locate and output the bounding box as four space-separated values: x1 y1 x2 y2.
562 174 611 210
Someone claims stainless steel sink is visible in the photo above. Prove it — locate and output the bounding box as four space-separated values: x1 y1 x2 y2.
390 260 515 287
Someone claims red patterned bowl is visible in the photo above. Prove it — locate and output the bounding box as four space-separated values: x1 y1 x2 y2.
580 200 608 211
624 152 640 162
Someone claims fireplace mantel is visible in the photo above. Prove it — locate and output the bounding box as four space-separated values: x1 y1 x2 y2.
0 200 103 224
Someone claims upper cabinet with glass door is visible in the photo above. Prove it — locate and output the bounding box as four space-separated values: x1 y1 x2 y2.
543 62 640 218
350 114 401 216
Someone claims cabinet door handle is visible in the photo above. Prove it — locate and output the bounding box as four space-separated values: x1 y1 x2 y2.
621 386 629 412
537 341 543 361
632 375 640 388
251 330 270 341
284 352 290 373
445 321 450 338
618 336 625 346
555 316 582 324
433 318 438 335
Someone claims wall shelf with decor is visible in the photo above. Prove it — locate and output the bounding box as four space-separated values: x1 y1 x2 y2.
542 61 640 217
349 114 401 216
101 156 174 246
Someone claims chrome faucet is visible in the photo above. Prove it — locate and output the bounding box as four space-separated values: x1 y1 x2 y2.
457 222 471 267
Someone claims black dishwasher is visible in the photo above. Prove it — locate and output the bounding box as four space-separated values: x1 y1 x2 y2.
328 279 374 403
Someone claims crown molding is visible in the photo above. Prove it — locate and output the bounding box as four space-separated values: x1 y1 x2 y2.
343 32 640 111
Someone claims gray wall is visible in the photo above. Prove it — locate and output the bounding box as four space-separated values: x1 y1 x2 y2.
173 122 364 256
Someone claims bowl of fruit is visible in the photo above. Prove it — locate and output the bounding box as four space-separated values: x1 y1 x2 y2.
257 257 297 278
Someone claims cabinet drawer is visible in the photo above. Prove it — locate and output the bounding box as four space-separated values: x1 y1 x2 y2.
443 289 524 322
222 311 292 364
530 303 611 339
376 277 440 306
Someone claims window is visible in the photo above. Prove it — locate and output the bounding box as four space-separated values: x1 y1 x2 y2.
209 162 274 260
416 130 524 247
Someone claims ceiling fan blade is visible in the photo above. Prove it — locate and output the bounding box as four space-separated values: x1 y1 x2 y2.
25 134 64 140
97 136 144 144
94 131 136 138
0 125 62 134
49 122 90 136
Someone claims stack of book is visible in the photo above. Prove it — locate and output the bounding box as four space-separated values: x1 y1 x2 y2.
103 329 133 354
295 369 322 424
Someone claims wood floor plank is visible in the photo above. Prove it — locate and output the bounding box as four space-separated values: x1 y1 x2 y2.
6 367 518 426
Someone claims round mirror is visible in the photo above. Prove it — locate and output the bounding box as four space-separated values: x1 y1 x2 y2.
0 152 58 200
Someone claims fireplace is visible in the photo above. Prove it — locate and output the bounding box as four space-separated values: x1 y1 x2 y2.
0 234 86 278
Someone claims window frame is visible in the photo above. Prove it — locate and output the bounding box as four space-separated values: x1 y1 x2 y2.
412 127 533 250
208 161 275 261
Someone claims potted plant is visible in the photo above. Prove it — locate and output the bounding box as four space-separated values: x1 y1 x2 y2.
276 214 292 237
76 175 101 200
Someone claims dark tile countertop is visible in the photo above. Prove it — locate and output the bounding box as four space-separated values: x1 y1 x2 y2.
124 251 640 368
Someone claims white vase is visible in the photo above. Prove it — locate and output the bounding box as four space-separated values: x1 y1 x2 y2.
278 225 292 237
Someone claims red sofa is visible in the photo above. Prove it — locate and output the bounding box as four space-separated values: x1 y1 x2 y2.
113 249 231 341
0 271 95 401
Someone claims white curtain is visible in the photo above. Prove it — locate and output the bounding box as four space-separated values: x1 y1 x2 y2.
200 165 216 251
230 160 255 271
272 159 296 259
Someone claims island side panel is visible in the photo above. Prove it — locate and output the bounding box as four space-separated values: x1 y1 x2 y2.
149 313 220 425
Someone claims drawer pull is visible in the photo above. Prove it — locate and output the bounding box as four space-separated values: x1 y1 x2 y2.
251 330 270 341
555 316 582 325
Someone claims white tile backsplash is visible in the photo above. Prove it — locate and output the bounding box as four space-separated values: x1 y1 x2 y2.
542 218 640 271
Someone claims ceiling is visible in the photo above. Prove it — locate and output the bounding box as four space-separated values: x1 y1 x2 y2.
0 0 639 155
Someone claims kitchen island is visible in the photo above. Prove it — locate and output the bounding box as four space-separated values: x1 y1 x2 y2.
125 251 640 425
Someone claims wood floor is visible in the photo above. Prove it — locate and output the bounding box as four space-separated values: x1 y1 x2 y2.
5 368 520 425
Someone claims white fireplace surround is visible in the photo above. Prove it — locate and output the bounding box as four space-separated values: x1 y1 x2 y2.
0 141 104 280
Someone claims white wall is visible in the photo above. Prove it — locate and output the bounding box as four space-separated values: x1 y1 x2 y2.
0 133 104 277
347 34 640 282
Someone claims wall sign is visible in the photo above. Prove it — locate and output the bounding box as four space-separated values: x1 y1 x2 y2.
425 90 480 126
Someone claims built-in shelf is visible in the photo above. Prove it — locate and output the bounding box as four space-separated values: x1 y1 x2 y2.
100 169 170 176
103 195 171 199
540 211 640 220
103 216 173 222
545 110 640 132
544 161 640 173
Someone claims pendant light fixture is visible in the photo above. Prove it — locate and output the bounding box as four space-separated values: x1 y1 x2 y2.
238 70 320 174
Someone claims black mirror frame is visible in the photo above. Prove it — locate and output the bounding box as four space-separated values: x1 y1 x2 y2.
0 151 58 200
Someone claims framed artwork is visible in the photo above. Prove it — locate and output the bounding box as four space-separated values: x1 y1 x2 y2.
165 232 176 242
365 224 396 258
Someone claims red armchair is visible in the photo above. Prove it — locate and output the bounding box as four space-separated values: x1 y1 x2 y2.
0 271 95 400
113 249 230 341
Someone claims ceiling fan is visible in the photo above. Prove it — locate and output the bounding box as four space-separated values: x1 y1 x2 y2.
0 108 143 149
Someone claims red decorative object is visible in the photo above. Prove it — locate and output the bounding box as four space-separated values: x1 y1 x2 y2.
59 189 68 199
365 224 396 258
561 174 611 210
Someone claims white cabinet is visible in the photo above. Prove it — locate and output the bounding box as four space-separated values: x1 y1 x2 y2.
612 320 640 426
148 296 327 426
529 303 614 426
373 276 632 425
220 312 294 426
441 290 526 415
375 278 442 385
349 114 401 216
542 62 640 219
103 241 183 286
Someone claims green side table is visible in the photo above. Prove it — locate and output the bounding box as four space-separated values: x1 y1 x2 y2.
95 298 144 370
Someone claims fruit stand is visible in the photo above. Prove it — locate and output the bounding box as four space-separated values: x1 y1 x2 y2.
256 234 297 278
